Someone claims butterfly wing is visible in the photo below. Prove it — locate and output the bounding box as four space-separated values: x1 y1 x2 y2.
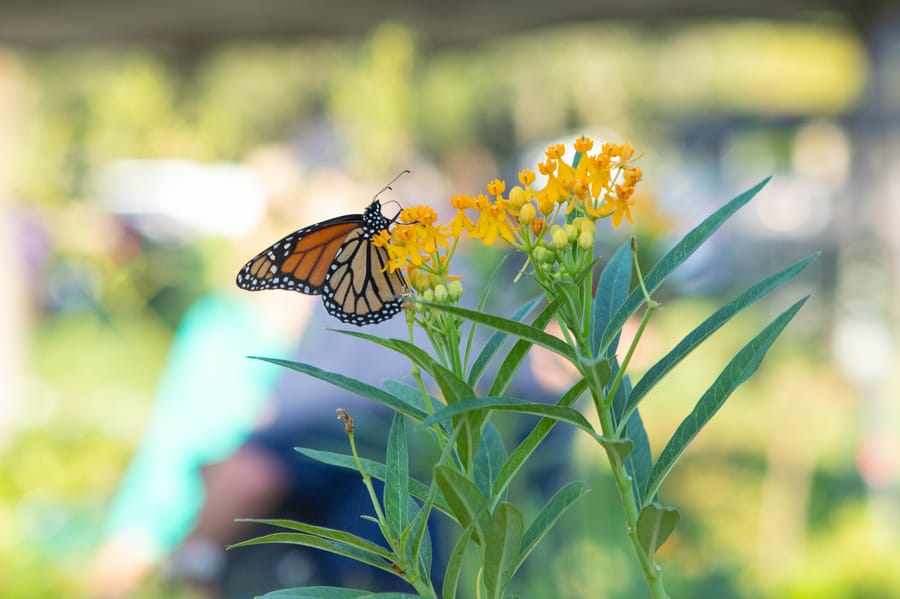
323 227 407 325
236 215 362 295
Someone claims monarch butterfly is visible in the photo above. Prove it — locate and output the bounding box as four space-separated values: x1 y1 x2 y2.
236 178 408 326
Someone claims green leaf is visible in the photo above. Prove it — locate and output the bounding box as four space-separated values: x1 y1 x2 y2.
550 278 583 326
643 296 808 502
623 408 653 503
421 396 596 436
599 437 633 471
431 363 476 405
492 380 587 502
258 587 371 599
417 302 578 364
442 529 471 599
518 481 590 567
403 497 432 580
581 355 612 399
434 465 489 545
260 590 427 599
251 357 427 421
606 361 628 427
625 254 818 420
295 448 451 516
474 422 507 500
234 518 391 560
468 297 542 388
483 502 524 599
488 302 558 396
463 255 508 375
599 177 772 355
229 532 392 574
591 241 632 357
384 413 409 540
383 380 434 415
335 330 446 380
357 594 428 598
636 503 680 558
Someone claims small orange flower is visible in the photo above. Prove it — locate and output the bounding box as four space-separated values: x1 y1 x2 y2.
487 179 506 197
471 199 516 245
546 143 566 160
574 135 593 153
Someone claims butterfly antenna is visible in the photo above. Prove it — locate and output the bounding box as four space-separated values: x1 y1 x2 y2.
374 169 411 198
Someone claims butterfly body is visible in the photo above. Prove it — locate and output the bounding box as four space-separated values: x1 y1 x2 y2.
237 199 407 326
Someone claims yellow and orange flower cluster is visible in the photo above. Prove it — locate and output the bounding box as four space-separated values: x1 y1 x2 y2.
375 136 643 296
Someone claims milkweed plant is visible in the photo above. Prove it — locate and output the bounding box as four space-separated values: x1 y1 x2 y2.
231 136 815 598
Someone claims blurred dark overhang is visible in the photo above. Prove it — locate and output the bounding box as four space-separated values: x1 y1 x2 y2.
0 0 891 48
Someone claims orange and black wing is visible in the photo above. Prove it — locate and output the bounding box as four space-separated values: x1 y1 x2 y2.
236 215 362 295
323 227 407 326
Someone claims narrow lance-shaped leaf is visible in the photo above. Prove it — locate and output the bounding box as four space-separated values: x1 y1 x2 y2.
415 301 578 364
599 177 772 355
229 532 393 574
592 240 633 357
624 407 653 504
474 422 507 500
518 481 590 568
488 302 558 396
434 465 489 545
491 380 587 507
250 357 427 421
442 526 472 599
383 380 433 415
234 518 392 560
295 448 451 516
402 497 432 579
261 591 425 599
625 253 818 420
334 330 448 384
643 296 808 502
468 297 542 387
463 254 509 373
258 587 372 599
482 502 524 599
384 413 409 540
421 396 597 437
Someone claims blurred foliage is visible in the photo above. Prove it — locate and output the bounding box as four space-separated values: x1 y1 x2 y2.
2 16 894 599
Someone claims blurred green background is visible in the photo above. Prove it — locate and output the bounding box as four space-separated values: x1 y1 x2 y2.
1 3 898 598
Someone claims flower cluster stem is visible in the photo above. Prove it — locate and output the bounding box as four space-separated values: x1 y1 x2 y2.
597 405 669 599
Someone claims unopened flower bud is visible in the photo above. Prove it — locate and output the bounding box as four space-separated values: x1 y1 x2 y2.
434 284 449 303
578 231 594 250
447 280 463 301
410 269 430 293
551 227 569 249
564 224 578 242
508 186 527 209
518 202 536 225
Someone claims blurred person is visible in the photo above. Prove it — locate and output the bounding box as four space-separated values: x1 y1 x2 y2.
87 153 410 597
89 146 578 598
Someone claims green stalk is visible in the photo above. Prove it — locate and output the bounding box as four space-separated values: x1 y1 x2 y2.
596 397 669 598
345 416 438 598
606 303 653 414
591 239 668 597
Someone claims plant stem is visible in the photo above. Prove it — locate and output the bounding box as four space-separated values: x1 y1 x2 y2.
596 404 670 598
346 421 438 599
